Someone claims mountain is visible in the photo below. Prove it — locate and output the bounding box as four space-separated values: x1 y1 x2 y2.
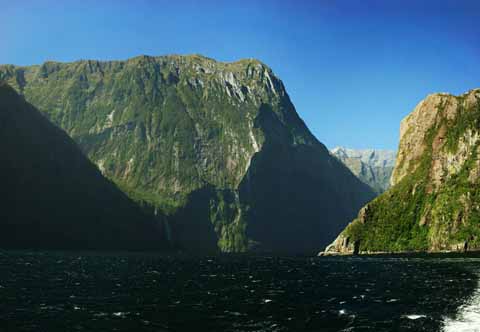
0 81 167 250
330 147 396 194
323 88 480 255
0 55 375 253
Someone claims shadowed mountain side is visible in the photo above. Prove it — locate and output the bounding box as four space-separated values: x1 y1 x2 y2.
0 82 167 250
238 105 375 253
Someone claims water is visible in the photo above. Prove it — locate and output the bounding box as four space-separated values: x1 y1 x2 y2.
443 275 480 332
1 251 480 332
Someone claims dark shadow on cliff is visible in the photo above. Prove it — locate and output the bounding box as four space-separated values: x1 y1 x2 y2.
238 104 375 254
0 82 167 251
169 186 220 253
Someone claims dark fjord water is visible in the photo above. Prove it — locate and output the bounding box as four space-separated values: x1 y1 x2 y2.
1 252 480 332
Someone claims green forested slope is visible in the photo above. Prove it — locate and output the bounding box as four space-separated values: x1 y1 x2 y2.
324 89 480 254
0 82 167 250
1 55 374 253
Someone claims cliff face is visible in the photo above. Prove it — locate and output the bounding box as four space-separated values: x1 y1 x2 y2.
323 88 480 255
0 82 167 250
331 147 396 194
0 55 375 253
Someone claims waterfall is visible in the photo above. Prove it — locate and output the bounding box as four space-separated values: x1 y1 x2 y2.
155 208 172 244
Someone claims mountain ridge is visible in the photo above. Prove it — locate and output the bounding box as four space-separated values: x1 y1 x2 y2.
0 54 375 253
330 146 396 194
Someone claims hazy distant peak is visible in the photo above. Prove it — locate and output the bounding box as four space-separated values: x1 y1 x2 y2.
331 146 396 168
330 146 396 194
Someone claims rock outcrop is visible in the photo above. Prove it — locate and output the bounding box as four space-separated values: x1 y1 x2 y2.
323 88 480 255
331 147 396 194
0 55 375 253
0 82 167 250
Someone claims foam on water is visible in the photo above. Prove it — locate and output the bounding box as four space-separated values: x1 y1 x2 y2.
405 315 426 320
443 275 480 332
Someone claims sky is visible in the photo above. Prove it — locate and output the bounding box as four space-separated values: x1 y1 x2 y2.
1 0 479 150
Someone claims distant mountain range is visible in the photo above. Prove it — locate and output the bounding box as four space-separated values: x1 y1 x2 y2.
0 54 374 253
330 147 396 194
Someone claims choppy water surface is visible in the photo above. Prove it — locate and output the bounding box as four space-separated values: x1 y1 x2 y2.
1 251 480 332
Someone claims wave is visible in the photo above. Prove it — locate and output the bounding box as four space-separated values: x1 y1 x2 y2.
443 275 480 332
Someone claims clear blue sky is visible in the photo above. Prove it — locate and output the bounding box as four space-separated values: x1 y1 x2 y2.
1 0 479 150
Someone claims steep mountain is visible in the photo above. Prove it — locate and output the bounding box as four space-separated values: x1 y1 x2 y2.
330 147 396 194
0 55 375 253
323 88 480 255
0 81 167 250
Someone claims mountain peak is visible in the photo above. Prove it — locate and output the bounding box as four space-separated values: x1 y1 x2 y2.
331 147 396 168
0 55 374 253
331 147 396 194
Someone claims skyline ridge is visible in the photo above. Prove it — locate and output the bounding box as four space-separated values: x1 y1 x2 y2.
2 0 479 149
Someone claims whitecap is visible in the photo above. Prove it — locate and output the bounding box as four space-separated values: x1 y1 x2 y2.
112 311 128 318
93 312 108 317
405 314 426 320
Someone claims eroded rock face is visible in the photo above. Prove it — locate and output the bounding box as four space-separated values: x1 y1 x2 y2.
321 233 360 256
0 55 375 253
324 88 480 255
392 94 451 186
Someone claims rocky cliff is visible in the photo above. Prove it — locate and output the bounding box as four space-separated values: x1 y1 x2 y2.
323 88 480 255
330 147 396 194
0 82 167 250
0 55 375 253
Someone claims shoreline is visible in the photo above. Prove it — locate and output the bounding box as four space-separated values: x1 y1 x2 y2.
318 249 480 258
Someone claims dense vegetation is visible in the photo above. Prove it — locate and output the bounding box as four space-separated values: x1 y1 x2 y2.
0 82 168 250
0 55 375 253
334 89 480 253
